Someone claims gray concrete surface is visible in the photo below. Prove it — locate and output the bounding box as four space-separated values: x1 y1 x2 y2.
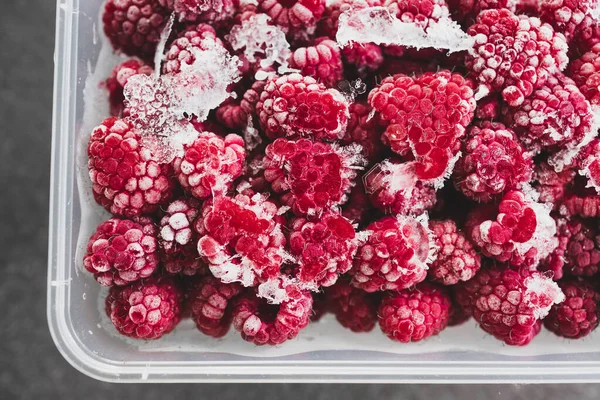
1 1 600 399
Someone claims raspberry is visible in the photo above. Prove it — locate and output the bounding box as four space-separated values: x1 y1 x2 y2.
475 95 501 120
368 71 476 182
232 288 313 345
544 279 600 339
172 132 246 199
539 0 598 42
188 275 242 337
196 193 287 286
560 192 600 218
453 122 533 203
103 0 169 60
105 276 182 339
162 23 224 75
559 217 600 277
256 73 350 141
88 118 176 218
317 0 381 39
341 101 384 162
571 23 600 56
342 180 375 226
215 98 248 130
106 59 153 117
568 44 600 106
259 0 326 35
575 139 600 194
533 161 576 206
342 43 385 75
447 0 517 24
465 9 569 107
428 219 481 286
289 212 361 287
84 217 159 286
288 38 344 88
351 214 436 292
378 283 451 343
262 138 364 216
326 280 380 332
159 0 238 24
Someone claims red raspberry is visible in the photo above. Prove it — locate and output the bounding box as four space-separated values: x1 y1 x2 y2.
106 59 153 117
475 95 501 120
232 288 313 345
342 180 375 226
341 43 385 75
188 275 243 337
539 0 598 42
103 0 169 60
428 219 481 286
576 139 600 194
256 73 350 141
465 9 569 107
88 117 176 218
544 279 600 339
341 101 384 162
162 23 225 75
326 280 380 332
262 138 364 216
568 44 600 106
259 0 326 35
196 193 287 286
533 161 576 206
84 218 159 286
447 0 517 24
516 0 540 15
351 214 436 292
454 266 564 346
215 98 248 130
105 276 182 340
560 217 600 277
378 283 451 343
317 0 381 39
288 38 344 88
571 23 600 56
560 191 600 218
158 0 238 24
453 122 533 203
289 212 361 287
172 132 246 199
368 71 476 182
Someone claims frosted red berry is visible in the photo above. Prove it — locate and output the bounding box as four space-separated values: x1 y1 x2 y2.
162 23 224 75
378 282 451 343
159 0 238 24
341 101 384 162
447 0 517 24
538 0 598 42
259 0 326 35
317 0 381 39
288 38 344 88
533 161 576 206
326 280 380 332
475 96 501 120
560 192 600 218
106 59 153 117
568 44 600 106
561 218 600 277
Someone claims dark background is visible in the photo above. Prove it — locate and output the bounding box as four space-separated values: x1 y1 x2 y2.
2 1 600 398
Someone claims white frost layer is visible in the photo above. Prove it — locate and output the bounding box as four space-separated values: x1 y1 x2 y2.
524 275 565 320
336 6 475 53
513 197 558 267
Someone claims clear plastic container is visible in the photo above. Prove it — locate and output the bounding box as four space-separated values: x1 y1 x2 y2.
48 0 600 383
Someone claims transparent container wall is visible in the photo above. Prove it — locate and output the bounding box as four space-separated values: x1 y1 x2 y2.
49 0 600 383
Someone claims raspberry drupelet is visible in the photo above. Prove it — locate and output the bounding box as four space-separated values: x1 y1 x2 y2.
103 0 169 60
351 214 437 292
158 0 239 25
172 132 246 200
378 282 452 343
538 0 599 43
106 59 153 117
544 279 600 339
162 23 225 75
262 138 365 216
88 117 176 218
256 73 350 141
258 0 326 35
568 44 600 106
326 280 380 332
427 219 481 286
232 288 313 345
453 266 564 346
465 9 569 107
188 275 243 337
289 212 362 288
288 38 344 88
84 217 160 286
105 276 183 340
453 122 533 203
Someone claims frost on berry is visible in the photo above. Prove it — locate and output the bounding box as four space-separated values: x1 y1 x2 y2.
447 0 518 25
576 137 600 196
533 161 576 206
549 217 600 277
263 138 365 216
568 44 600 106
162 23 225 75
159 0 238 24
258 0 326 35
341 101 384 162
105 60 154 117
288 38 344 88
351 213 437 292
465 9 569 107
325 280 380 332
453 122 533 203
196 193 289 287
523 274 566 319
538 0 600 42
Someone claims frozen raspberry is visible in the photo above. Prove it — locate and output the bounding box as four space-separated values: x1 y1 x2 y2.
447 0 517 25
533 161 576 206
172 132 246 199
378 283 451 343
560 217 600 277
289 212 361 287
351 214 436 292
88 118 176 218
341 101 384 162
106 59 153 117
288 38 344 88
317 0 381 39
196 193 287 286
465 190 557 269
574 139 600 195
544 279 600 339
368 71 476 182
232 288 313 345
474 95 501 121
342 43 384 75
560 191 600 218
263 138 364 216
453 122 533 203
428 219 481 286
516 0 540 15
326 280 379 332
568 44 600 106
256 73 350 141
465 9 569 107
158 0 238 24
105 276 182 339
342 180 375 226
162 23 224 75
215 98 248 130
259 0 326 35
539 0 598 42
188 275 243 337
103 0 169 60
364 161 437 215
454 266 564 345
571 23 600 56
84 217 159 286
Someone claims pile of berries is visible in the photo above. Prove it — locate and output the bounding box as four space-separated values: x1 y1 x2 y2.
89 0 600 347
